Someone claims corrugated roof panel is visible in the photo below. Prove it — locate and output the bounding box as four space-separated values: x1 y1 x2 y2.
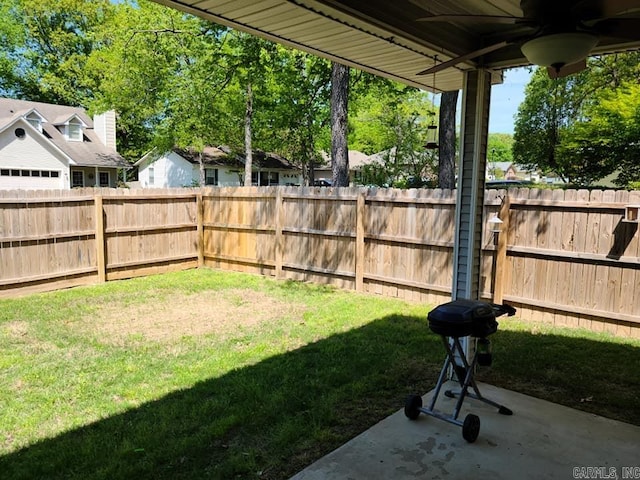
279 21 353 40
245 9 315 31
294 24 348 42
150 0 474 91
236 3 296 25
201 0 282 17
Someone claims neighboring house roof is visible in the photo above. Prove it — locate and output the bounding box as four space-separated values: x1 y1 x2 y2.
174 146 244 168
218 145 299 170
488 161 515 172
317 150 371 171
138 146 300 171
0 98 129 168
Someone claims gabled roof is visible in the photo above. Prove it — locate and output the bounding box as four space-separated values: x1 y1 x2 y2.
178 145 300 170
50 113 88 127
174 146 244 168
317 150 371 170
251 150 298 170
22 108 46 122
0 98 129 169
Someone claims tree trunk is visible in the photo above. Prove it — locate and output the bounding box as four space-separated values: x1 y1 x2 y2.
438 90 458 189
331 62 349 187
198 151 205 186
244 82 253 187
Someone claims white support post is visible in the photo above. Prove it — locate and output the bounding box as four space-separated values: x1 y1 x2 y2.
451 69 492 369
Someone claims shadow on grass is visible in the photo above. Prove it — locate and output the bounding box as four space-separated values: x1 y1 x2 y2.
2 315 639 480
478 328 640 427
1 314 441 480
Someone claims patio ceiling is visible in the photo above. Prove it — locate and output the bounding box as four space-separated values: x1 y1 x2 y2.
151 0 640 92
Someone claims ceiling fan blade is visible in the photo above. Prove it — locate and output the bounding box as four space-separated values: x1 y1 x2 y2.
416 41 510 76
416 14 523 24
593 17 640 39
574 0 640 20
547 59 587 79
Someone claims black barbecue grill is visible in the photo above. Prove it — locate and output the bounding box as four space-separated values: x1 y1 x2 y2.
404 299 516 443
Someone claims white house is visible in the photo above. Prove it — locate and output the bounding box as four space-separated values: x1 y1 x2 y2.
0 98 129 189
135 146 302 188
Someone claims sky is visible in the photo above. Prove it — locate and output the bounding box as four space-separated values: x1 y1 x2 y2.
488 67 532 134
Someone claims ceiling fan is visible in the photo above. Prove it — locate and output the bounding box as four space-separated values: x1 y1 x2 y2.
415 0 640 78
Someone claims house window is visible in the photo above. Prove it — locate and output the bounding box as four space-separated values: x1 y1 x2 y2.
0 169 59 179
205 168 218 186
98 171 109 187
26 113 43 132
72 171 84 187
250 171 279 186
267 172 279 185
148 166 155 186
67 120 83 141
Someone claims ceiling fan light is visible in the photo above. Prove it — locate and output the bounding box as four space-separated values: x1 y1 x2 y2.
521 33 598 68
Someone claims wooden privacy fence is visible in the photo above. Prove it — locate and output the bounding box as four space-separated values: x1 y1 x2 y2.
0 188 200 294
1 187 639 337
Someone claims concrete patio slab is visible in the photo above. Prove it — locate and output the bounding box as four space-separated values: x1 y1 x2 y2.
290 382 640 480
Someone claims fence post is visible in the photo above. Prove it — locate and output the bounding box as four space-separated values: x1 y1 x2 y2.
492 194 510 304
95 195 106 282
274 188 284 278
355 190 366 291
197 193 204 267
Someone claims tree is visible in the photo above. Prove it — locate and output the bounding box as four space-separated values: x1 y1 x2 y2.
513 67 591 183
88 0 214 161
1 0 448 184
349 79 437 186
0 0 115 105
438 90 458 189
561 82 640 186
266 49 332 185
513 53 640 186
331 62 350 187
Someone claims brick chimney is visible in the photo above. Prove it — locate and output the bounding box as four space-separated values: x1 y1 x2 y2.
93 110 117 151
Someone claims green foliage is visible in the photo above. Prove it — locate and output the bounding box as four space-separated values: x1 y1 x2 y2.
488 133 514 163
88 1 217 161
265 48 333 179
349 81 438 186
0 0 115 104
513 53 640 186
513 66 591 183
0 0 444 180
563 81 640 187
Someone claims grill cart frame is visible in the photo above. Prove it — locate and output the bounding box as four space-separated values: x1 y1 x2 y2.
405 299 516 443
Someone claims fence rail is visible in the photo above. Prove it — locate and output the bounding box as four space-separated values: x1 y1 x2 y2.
1 186 638 337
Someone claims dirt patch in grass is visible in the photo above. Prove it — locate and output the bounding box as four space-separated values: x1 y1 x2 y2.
88 289 306 343
3 321 30 339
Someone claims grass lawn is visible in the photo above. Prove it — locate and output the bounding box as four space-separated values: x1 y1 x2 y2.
1 268 639 479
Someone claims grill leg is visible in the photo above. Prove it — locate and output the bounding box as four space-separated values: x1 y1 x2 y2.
406 333 513 444
444 336 513 416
